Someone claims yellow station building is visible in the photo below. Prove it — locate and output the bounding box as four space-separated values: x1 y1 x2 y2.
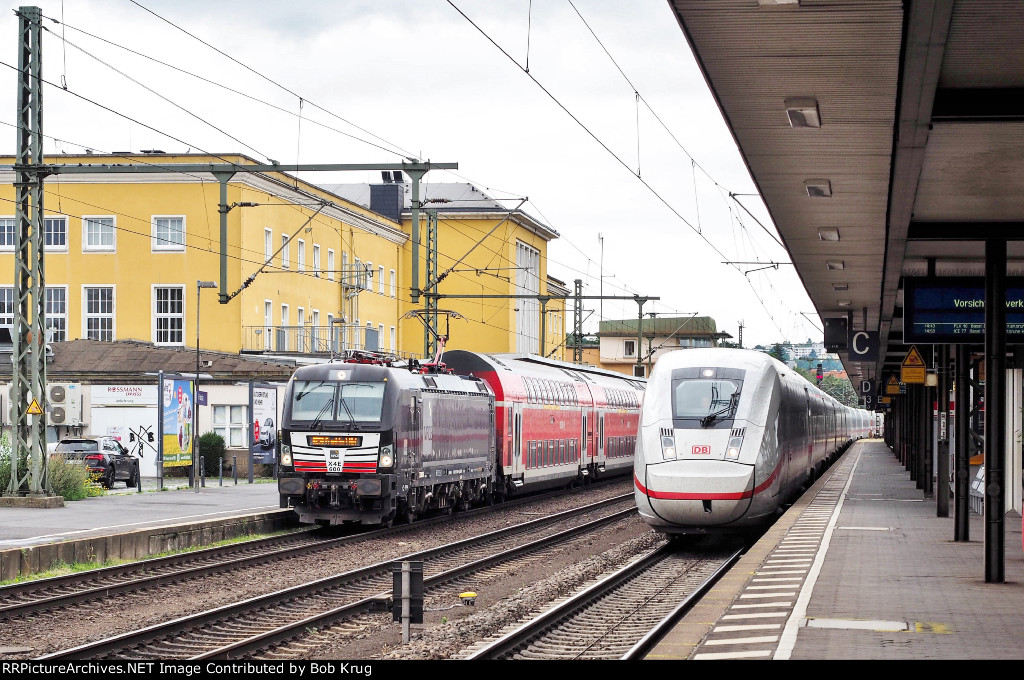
0 153 566 362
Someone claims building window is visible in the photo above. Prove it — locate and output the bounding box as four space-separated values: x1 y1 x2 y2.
327 249 335 281
264 228 273 261
154 286 184 345
264 300 273 350
516 241 540 354
213 405 248 448
389 269 396 297
297 239 305 272
45 287 67 342
280 304 289 351
45 216 67 251
281 234 290 269
83 216 116 251
624 340 636 357
0 287 14 325
84 286 114 341
390 326 396 352
0 217 14 250
313 245 321 277
152 215 185 251
378 266 385 294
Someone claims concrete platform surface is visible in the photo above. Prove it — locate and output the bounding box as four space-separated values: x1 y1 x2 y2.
0 478 281 547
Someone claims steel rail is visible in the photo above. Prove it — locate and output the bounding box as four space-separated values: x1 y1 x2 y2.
2 480 627 619
621 546 743 660
467 544 743 660
198 506 638 660
39 495 634 660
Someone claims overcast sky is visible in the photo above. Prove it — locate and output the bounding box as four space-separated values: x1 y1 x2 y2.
0 0 820 349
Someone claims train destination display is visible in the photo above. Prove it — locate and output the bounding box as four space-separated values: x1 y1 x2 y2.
903 277 1024 343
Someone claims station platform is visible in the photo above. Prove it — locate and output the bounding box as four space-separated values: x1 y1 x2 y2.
644 439 1024 660
0 478 292 580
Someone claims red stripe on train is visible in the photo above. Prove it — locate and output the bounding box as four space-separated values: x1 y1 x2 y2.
634 465 778 501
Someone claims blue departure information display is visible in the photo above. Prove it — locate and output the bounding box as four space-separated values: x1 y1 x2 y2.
903 277 1024 343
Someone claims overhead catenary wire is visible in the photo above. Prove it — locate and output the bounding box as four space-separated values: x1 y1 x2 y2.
34 9 671 328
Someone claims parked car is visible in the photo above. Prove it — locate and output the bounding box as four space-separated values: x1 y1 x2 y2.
52 437 141 489
260 417 276 448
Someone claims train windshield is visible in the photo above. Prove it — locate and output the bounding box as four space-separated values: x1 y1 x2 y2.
290 380 386 425
672 379 740 419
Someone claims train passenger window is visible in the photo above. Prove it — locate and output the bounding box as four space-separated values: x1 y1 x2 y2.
529 441 536 468
548 439 554 466
570 439 577 462
560 440 566 464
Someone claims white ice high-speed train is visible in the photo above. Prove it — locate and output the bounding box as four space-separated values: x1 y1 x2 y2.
633 348 873 535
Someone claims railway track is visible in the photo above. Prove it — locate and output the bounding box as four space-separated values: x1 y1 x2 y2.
464 541 743 660
1 480 628 620
39 495 638 660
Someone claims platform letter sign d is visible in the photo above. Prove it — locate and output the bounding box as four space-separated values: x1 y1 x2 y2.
849 331 879 362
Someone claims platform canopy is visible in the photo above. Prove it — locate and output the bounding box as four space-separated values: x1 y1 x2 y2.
668 0 1024 384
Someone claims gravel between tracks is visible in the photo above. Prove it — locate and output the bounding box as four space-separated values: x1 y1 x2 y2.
0 479 638 659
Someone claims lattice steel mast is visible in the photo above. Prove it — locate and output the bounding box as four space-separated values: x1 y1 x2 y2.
6 6 49 496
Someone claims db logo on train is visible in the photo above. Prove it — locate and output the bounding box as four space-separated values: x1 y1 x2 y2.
692 445 711 455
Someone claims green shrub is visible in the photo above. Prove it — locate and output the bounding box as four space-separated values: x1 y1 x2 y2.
0 432 27 493
0 434 98 500
198 431 227 477
47 454 100 500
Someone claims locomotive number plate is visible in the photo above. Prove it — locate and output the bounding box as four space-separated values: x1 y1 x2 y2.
327 460 344 472
691 445 711 455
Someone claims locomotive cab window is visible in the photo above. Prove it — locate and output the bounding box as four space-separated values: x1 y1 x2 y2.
290 380 386 425
671 378 741 428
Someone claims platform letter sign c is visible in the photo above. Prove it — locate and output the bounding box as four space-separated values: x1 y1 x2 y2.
849 330 879 362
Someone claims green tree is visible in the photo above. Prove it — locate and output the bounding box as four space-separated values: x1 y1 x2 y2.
821 374 860 407
767 343 789 362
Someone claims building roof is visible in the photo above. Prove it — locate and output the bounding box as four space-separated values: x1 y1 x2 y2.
597 316 725 338
322 181 559 241
0 340 298 383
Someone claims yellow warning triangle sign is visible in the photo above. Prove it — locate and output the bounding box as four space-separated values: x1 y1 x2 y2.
903 345 925 367
26 398 43 415
887 376 898 385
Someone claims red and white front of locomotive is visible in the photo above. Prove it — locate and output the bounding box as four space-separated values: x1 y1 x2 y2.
634 350 781 534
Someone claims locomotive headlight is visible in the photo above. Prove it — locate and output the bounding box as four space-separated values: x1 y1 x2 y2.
378 444 394 469
660 435 676 460
725 436 744 460
281 444 293 466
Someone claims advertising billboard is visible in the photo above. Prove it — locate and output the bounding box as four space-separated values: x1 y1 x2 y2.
250 385 278 465
162 378 194 467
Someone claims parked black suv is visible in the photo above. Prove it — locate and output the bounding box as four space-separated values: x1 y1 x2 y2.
52 437 141 489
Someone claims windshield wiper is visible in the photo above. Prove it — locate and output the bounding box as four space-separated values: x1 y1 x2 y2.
310 397 335 430
701 393 738 428
701 406 731 428
337 384 356 428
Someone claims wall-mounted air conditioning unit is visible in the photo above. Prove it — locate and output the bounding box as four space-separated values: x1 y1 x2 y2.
47 382 83 425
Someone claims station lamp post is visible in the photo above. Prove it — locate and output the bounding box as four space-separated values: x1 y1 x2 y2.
194 281 217 489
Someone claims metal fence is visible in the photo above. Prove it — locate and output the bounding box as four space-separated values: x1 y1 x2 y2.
241 324 417 361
